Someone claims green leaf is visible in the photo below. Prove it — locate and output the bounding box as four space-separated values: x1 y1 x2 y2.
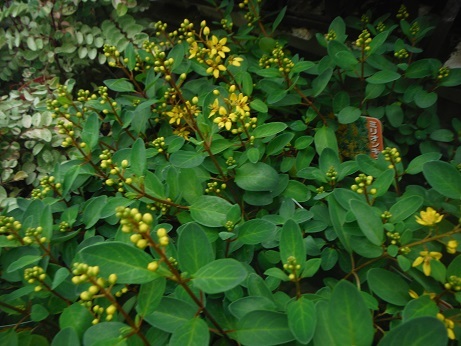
301 258 322 278
312 68 333 96
247 147 260 163
144 297 196 332
250 98 268 113
385 102 404 127
144 171 166 199
190 196 234 227
291 61 315 74
252 122 287 138
83 322 128 346
405 59 438 78
314 126 338 156
103 79 135 92
430 129 454 142
377 317 447 346
329 280 374 346
349 200 384 246
235 311 294 346
266 133 294 155
247 273 275 302
170 150 205 168
389 195 423 223
406 152 442 175
414 89 437 108
235 162 279 192
82 196 107 228
439 68 461 87
271 6 286 32
81 113 100 150
367 268 411 306
423 161 461 199
7 255 41 273
402 295 439 322
328 194 352 252
51 327 80 346
279 219 306 268
59 303 93 339
130 138 146 176
31 304 49 322
77 242 158 284
337 106 361 124
313 300 336 345
229 296 277 319
366 70 400 84
287 297 316 344
237 219 277 245
282 180 311 202
124 43 136 71
192 258 247 294
177 222 214 274
136 277 166 317
169 317 209 346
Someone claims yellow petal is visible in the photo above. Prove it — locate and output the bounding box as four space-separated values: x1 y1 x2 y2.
422 260 431 276
412 256 424 267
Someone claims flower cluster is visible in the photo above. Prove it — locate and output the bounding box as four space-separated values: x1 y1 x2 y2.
259 43 295 73
396 4 409 20
0 216 22 242
351 174 376 195
446 239 458 254
24 266 46 292
31 175 62 199
394 48 409 59
355 29 372 52
382 147 401 169
437 313 456 340
283 256 301 281
103 45 121 68
324 29 336 41
205 181 227 194
116 207 154 249
445 275 461 291
438 66 450 80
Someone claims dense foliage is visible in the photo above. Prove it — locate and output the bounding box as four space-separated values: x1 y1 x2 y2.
1 1 461 345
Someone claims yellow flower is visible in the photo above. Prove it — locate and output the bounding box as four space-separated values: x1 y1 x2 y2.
214 107 237 131
412 250 442 276
188 41 200 59
208 98 220 118
173 127 190 140
415 207 443 226
207 35 230 59
229 56 243 67
437 313 456 340
166 105 183 125
227 92 250 117
206 57 227 78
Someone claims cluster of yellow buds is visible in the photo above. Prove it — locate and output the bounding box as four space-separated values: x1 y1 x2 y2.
259 44 295 73
116 207 154 249
220 18 233 31
24 266 47 292
437 66 450 80
394 48 409 59
355 29 372 52
31 175 62 199
446 239 458 254
324 29 336 41
325 166 338 184
59 221 71 232
77 89 98 102
351 174 376 195
147 198 172 215
22 226 47 245
103 45 121 67
399 246 411 255
225 220 234 232
56 120 80 148
437 313 456 340
152 137 166 153
283 256 301 281
396 4 409 20
239 0 262 26
376 22 386 33
226 157 237 167
382 147 401 169
445 275 461 291
360 14 369 25
156 227 169 247
380 211 392 222
205 181 227 194
0 216 22 242
386 231 401 245
409 22 420 36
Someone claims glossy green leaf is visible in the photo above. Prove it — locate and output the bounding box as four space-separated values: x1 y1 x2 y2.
83 322 128 346
313 300 336 345
247 273 275 302
406 152 442 175
280 219 306 268
237 219 277 245
252 122 287 138
350 200 384 246
103 79 135 92
192 258 247 294
136 277 166 317
385 103 404 127
314 125 338 156
250 98 268 113
312 68 333 96
82 195 107 228
367 268 411 306
177 222 214 273
144 297 196 332
81 113 100 150
423 161 461 199
389 195 423 222
235 311 294 346
229 296 277 319
190 195 234 227
402 295 439 322
338 106 361 124
51 327 80 346
378 317 447 346
59 303 93 338
405 59 438 78
287 297 316 344
7 255 41 273
329 280 374 346
124 43 136 71
366 70 400 84
170 150 205 168
77 241 158 284
31 304 49 322
169 317 209 346
130 138 146 176
430 129 454 142
235 162 279 192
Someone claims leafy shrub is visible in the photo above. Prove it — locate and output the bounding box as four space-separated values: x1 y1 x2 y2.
1 2 461 345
